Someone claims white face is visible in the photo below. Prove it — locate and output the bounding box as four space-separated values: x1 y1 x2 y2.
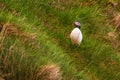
74 22 80 27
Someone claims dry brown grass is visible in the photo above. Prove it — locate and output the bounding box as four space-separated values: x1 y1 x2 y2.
107 32 119 49
108 0 117 7
0 23 20 37
0 23 36 40
50 0 81 11
113 13 120 31
36 64 61 80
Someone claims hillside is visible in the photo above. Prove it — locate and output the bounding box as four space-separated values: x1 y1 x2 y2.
0 0 120 80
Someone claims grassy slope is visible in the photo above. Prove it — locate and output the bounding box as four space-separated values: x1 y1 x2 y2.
0 0 120 80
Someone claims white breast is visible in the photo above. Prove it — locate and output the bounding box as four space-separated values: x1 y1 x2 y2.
70 28 82 45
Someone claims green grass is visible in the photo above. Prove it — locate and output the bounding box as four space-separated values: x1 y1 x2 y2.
0 0 120 80
0 11 84 79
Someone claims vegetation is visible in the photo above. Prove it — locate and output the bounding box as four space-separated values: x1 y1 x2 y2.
0 0 120 80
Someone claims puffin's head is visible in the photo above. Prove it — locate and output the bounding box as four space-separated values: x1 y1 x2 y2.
73 21 81 28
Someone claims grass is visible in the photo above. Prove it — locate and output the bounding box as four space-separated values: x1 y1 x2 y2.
0 11 83 80
0 0 120 80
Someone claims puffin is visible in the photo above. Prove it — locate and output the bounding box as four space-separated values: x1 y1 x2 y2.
70 21 83 45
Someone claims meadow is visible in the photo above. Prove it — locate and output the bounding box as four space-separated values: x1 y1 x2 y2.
0 0 120 80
